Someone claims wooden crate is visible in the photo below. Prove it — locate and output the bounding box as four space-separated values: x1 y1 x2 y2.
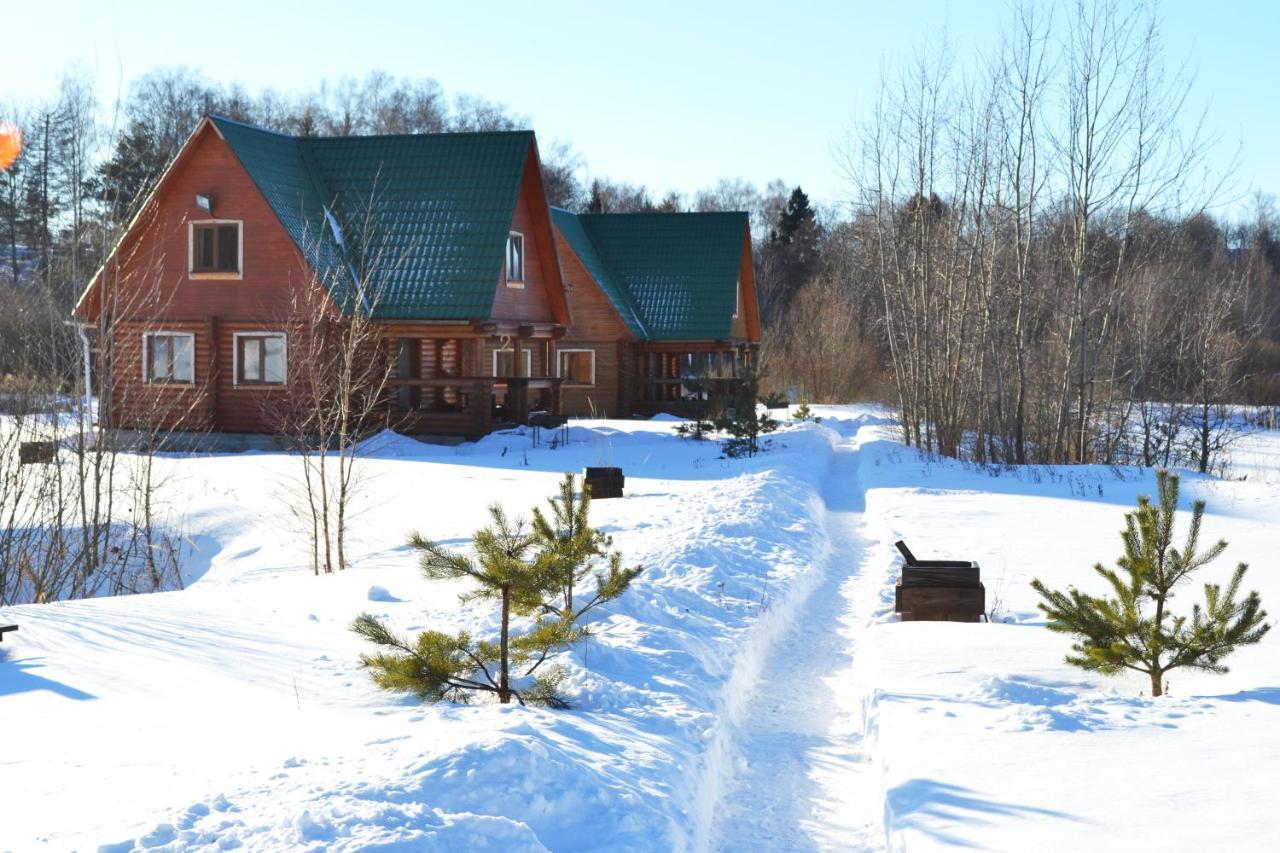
19 441 58 465
896 582 985 623
583 466 624 499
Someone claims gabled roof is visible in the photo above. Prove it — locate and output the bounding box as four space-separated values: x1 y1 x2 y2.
210 116 538 320
551 208 751 341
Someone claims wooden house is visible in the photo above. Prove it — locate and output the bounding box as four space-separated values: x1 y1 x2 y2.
75 116 759 440
551 208 760 418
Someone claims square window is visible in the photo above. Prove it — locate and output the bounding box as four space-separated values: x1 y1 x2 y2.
145 333 194 384
236 333 287 385
191 221 240 274
558 350 595 385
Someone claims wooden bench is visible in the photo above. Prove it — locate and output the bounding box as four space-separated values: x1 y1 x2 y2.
0 624 17 642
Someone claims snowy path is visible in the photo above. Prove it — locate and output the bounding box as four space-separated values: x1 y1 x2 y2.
707 434 887 851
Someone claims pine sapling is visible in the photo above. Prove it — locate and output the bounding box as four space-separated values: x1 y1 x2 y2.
716 362 777 458
354 482 641 709
353 504 562 706
526 473 642 670
1032 471 1270 696
792 401 821 423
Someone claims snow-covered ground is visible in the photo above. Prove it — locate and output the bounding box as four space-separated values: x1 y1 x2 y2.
2 406 1278 851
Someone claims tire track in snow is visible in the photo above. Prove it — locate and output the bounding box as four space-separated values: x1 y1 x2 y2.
700 430 888 851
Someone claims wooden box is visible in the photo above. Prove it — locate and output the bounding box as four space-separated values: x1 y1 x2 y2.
19 441 58 465
583 466 624 499
896 582 986 622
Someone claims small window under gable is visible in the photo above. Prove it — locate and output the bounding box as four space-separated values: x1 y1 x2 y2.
506 231 525 286
733 277 741 319
191 221 241 276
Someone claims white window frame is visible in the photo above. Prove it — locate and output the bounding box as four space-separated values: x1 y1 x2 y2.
492 346 532 377
733 277 741 319
556 348 596 386
506 230 525 288
231 331 288 387
141 331 196 385
188 219 244 279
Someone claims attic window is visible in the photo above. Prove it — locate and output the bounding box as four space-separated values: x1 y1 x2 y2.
191 221 241 276
733 277 741 319
506 231 525 286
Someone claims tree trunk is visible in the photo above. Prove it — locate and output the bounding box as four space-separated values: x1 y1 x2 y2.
1150 669 1164 697
499 584 512 703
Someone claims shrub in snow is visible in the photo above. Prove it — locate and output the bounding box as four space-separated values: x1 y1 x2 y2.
791 401 821 424
352 475 639 708
759 391 788 409
1032 470 1270 697
673 370 725 442
715 363 777 458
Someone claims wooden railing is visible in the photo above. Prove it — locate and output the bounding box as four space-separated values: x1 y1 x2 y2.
383 375 564 437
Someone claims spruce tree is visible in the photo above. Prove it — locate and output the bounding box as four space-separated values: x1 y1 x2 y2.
1032 471 1269 696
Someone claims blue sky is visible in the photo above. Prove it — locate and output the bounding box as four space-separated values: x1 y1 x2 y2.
3 0 1276 217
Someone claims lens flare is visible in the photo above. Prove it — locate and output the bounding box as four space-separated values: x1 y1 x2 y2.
0 122 22 172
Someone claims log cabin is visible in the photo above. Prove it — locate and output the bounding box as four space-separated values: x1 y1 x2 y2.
75 116 759 441
551 208 760 418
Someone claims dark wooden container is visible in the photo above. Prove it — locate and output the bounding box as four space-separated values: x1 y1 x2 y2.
896 582 986 622
893 539 985 622
18 441 58 465
583 466 624 499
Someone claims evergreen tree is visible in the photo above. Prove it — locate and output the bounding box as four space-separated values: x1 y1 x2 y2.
354 484 640 708
792 401 820 423
531 473 642 625
762 186 823 319
92 120 169 221
1032 471 1270 696
674 366 725 441
716 361 777 458
354 504 562 706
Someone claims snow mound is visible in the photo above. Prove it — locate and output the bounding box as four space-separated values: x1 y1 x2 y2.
366 585 402 603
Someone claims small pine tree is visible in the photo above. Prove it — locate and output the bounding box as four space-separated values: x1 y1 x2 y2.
1032 471 1270 697
792 401 821 423
674 367 723 441
354 482 640 708
716 362 777 458
354 504 563 706
532 473 642 624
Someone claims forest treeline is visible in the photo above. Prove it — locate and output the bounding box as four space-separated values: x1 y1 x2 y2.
2 0 1279 475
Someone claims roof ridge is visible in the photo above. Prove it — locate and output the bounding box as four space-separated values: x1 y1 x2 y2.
210 114 536 143
208 114 295 139
578 210 750 218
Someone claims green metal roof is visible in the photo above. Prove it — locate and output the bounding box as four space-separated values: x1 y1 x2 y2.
210 116 533 320
551 208 748 341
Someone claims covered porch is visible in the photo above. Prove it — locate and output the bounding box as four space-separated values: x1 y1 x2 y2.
380 322 565 438
631 341 756 418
